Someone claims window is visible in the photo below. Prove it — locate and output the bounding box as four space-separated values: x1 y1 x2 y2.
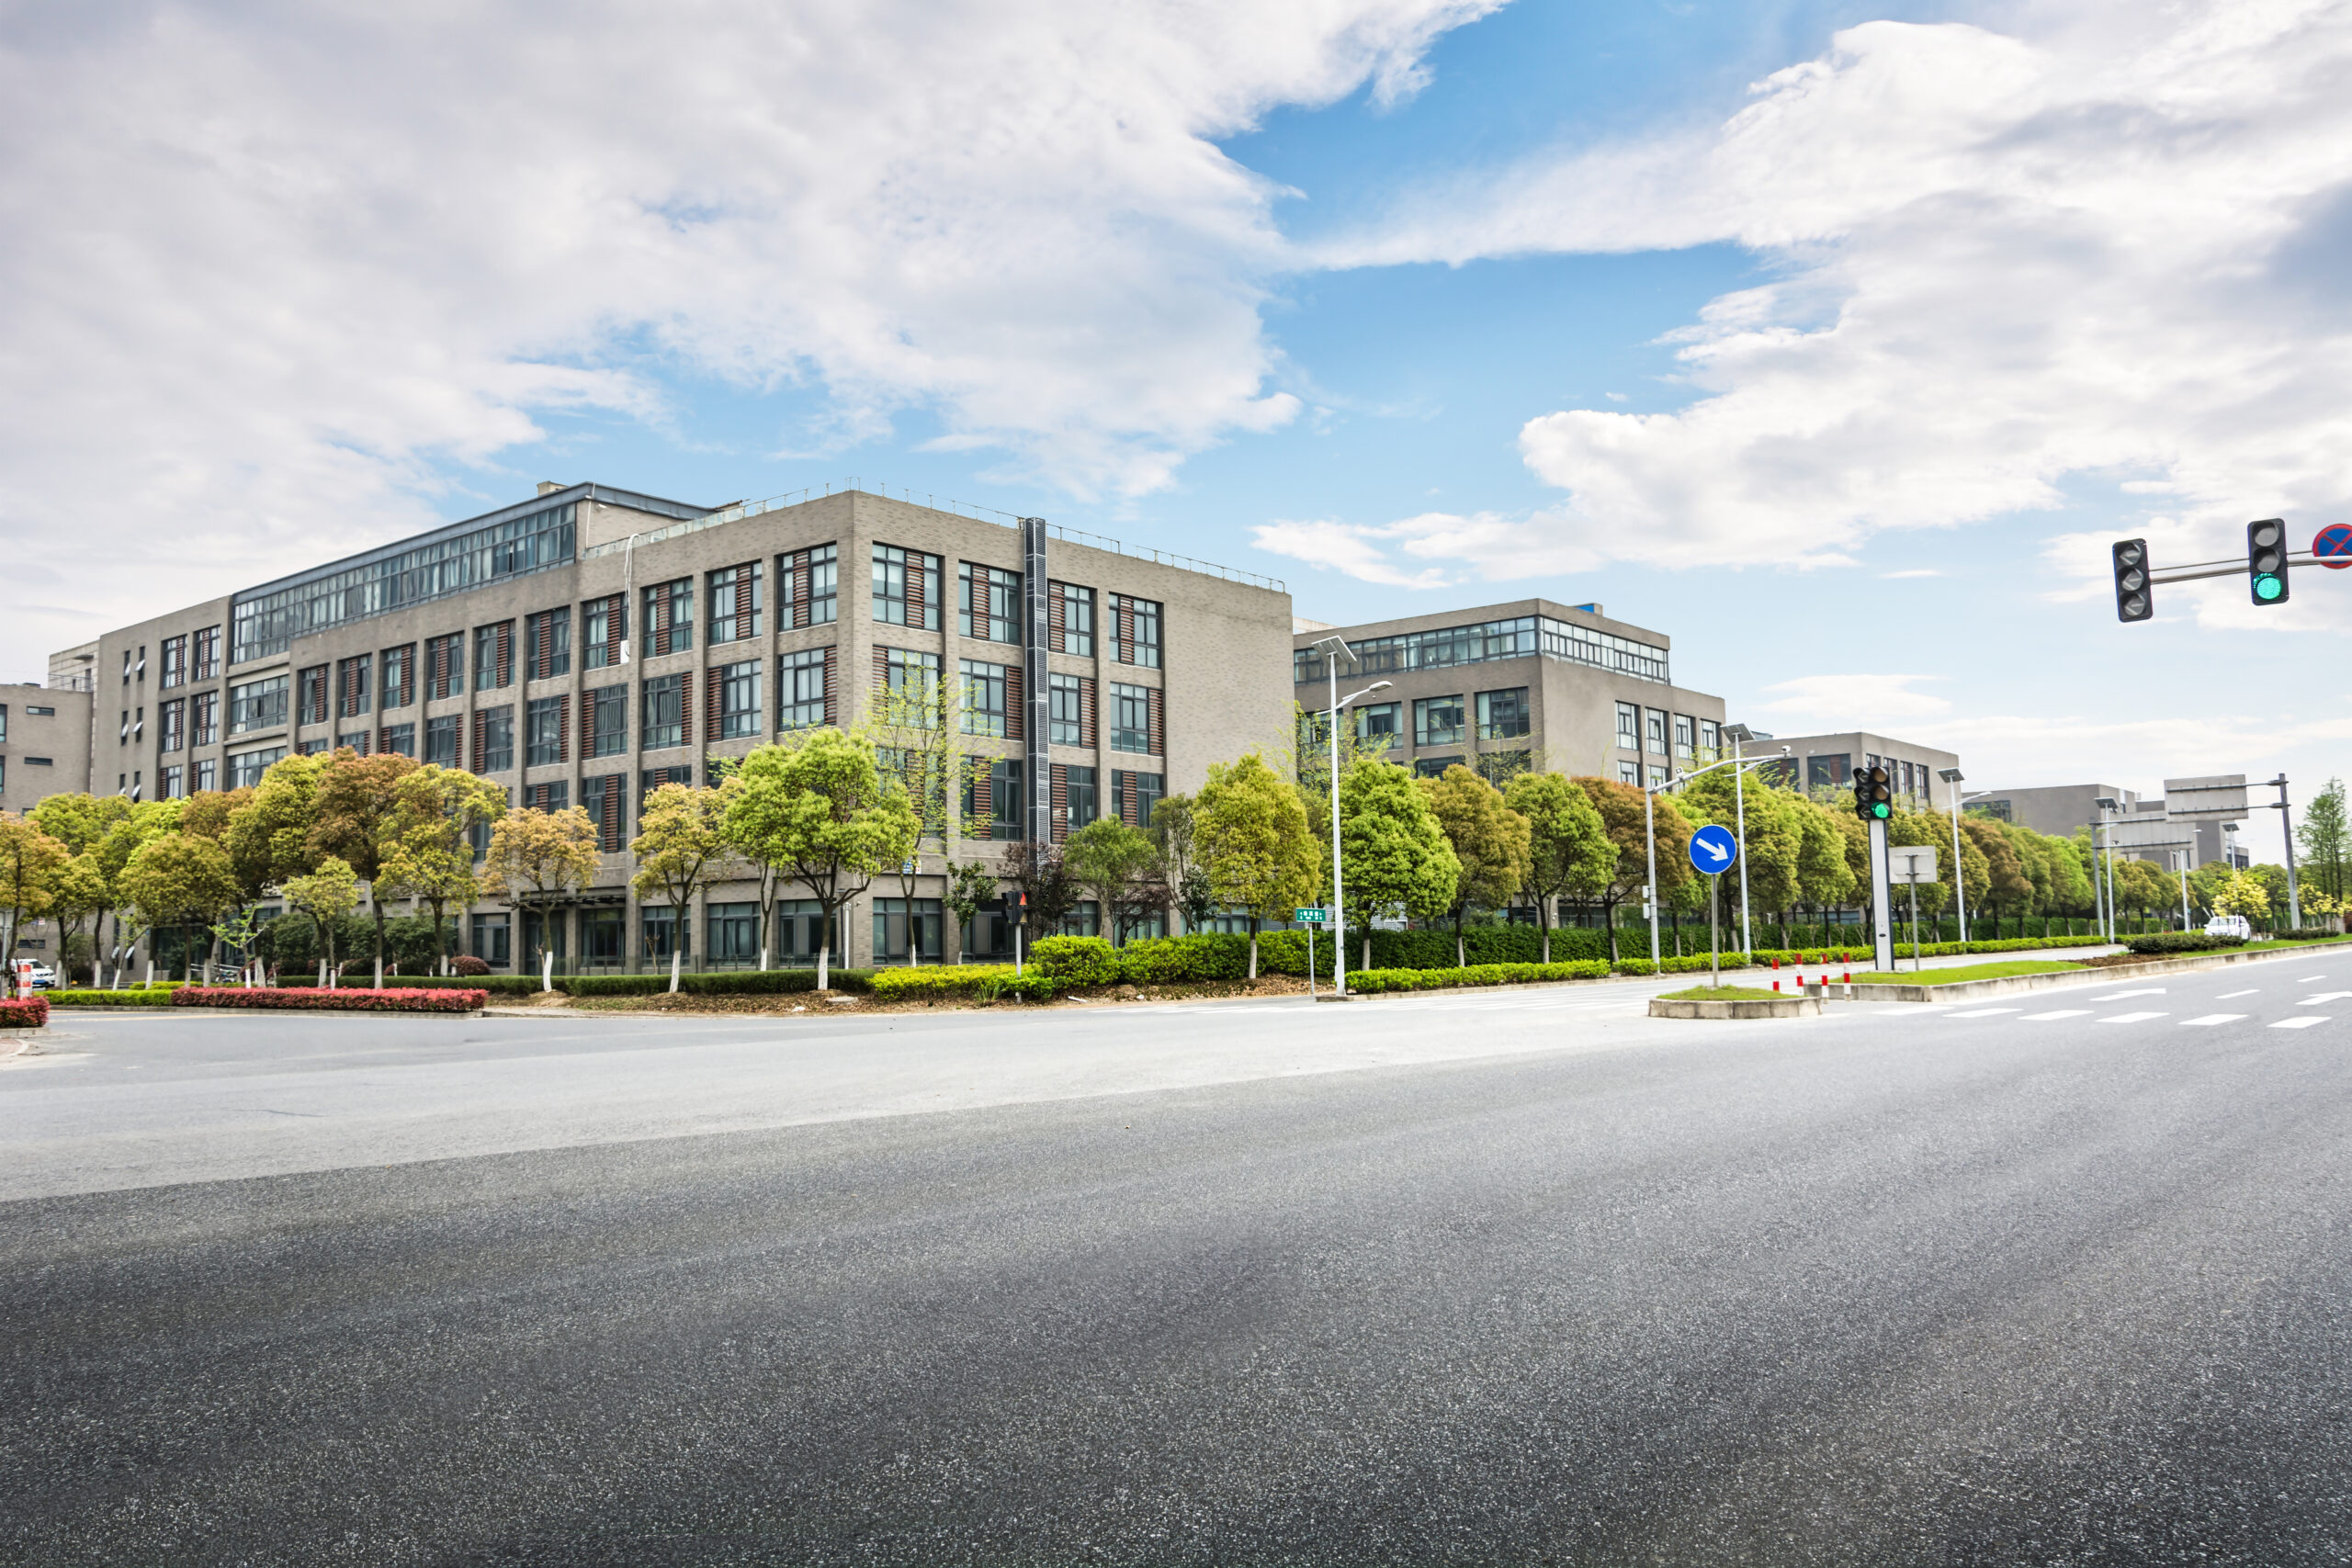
191 626 220 682
640 764 695 810
1645 708 1668 756
1051 763 1098 840
425 715 458 767
381 644 414 709
474 621 514 690
1617 760 1640 785
526 609 571 679
160 635 187 689
228 675 288 735
1049 672 1093 747
781 543 838 628
959 561 1022 643
1050 582 1095 657
160 764 184 799
586 685 628 757
228 746 285 789
714 660 761 739
871 544 941 629
298 738 329 756
1476 750 1532 785
191 692 218 748
472 705 514 773
1807 754 1851 789
426 633 465 700
870 898 944 963
335 730 372 755
1415 756 1465 778
965 759 1023 840
1353 700 1401 752
1647 763 1669 787
194 758 217 792
470 913 513 968
639 906 685 963
299 665 329 727
708 902 762 964
1290 614 1669 686
1477 688 1531 741
708 564 761 644
961 660 1014 738
1111 769 1163 829
639 579 692 656
381 722 415 758
25 705 50 716
1673 714 1694 761
523 780 571 813
1614 701 1639 750
1698 718 1719 762
641 674 686 750
1109 594 1161 668
879 648 941 720
336 654 371 718
158 700 185 753
1415 695 1465 748
1111 682 1159 754
583 773 628 852
778 648 833 731
526 696 569 766
581 906 626 965
582 595 626 670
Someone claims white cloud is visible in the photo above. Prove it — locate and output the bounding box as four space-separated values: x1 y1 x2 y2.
1755 672 1953 728
1320 4 2352 602
1878 568 1942 579
0 0 1496 673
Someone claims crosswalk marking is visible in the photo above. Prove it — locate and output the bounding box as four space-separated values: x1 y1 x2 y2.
2099 1011 2168 1023
2270 1016 2333 1030
2218 989 2258 999
2299 991 2352 1005
2021 1010 2093 1021
2093 987 2165 1001
1948 1007 2022 1019
2179 1014 2246 1027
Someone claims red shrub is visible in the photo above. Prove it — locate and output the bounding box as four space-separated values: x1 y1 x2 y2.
450 955 492 976
0 996 50 1028
171 987 488 1014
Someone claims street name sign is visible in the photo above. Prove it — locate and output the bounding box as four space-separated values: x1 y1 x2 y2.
1294 908 1329 924
1689 824 1738 874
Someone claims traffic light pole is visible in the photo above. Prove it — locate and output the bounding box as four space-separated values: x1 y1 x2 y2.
2267 774 2302 931
1868 816 1894 974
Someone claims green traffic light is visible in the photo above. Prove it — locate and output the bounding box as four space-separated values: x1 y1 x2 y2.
2255 573 2284 602
1871 803 1890 819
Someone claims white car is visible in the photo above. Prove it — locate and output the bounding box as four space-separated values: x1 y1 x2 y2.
13 961 56 989
2204 914 2253 941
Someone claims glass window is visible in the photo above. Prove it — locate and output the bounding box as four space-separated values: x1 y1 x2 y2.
582 596 625 670
871 544 941 629
337 654 372 717
882 648 941 720
1617 760 1640 785
1698 718 1719 762
781 544 838 627
469 913 514 968
1673 714 1694 761
718 660 762 739
961 660 1011 738
1647 763 1669 787
1063 764 1098 832
708 564 762 644
476 705 514 773
1807 753 1851 789
1111 682 1152 753
335 730 372 755
1476 750 1532 785
1414 695 1465 748
526 609 571 678
189 692 218 747
1291 614 1669 686
425 714 458 767
1645 708 1668 755
228 746 285 789
643 579 693 656
641 674 684 750
1111 769 1164 828
158 700 184 753
426 632 464 699
298 665 329 727
1054 582 1094 656
1615 701 1639 750
298 738 329 756
1414 755 1464 778
639 906 683 962
978 760 1023 839
526 696 568 766
194 757 217 792
870 898 944 963
1477 688 1531 740
778 649 830 731
1049 672 1085 746
959 562 1022 643
160 763 184 799
1110 594 1162 668
382 722 415 758
707 901 761 964
473 622 514 691
228 675 288 735
159 635 187 689
380 645 414 709
1353 701 1402 751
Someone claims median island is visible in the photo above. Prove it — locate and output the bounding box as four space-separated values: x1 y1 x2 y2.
1848 961 2086 987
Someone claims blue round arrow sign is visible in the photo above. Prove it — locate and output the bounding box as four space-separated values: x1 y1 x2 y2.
2314 523 2352 570
1689 823 1738 874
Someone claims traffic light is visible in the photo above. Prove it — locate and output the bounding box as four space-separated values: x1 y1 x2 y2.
2247 518 2290 605
2111 538 2151 622
1852 765 1892 821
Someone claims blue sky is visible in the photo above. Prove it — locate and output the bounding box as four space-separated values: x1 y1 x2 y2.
6 0 2347 861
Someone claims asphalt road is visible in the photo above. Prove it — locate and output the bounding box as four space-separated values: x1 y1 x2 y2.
6 953 2349 1564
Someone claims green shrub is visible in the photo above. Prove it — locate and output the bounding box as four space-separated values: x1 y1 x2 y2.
46 988 175 1007
1611 958 1657 976
865 966 1012 1002
557 969 873 998
2126 931 2244 954
1344 960 1612 994
1031 936 1119 986
1115 934 1245 985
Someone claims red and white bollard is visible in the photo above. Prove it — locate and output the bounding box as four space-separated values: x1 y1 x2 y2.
1771 957 1781 993
1841 952 1854 999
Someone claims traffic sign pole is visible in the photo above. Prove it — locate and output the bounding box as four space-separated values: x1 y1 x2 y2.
1868 817 1894 974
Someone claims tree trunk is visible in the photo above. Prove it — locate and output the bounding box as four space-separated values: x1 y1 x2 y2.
1540 898 1552 964
669 901 684 993
816 905 831 991
1247 927 1259 980
373 898 387 989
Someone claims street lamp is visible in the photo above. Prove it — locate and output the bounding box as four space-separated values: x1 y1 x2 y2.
1937 768 1994 943
1309 634 1387 998
1719 723 1774 958
2093 796 2121 942
1642 748 1787 966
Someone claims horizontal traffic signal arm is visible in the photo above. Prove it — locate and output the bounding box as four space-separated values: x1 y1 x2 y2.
2142 549 2319 585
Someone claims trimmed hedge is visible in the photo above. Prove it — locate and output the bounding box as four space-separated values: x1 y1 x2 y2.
47 988 177 1007
1030 936 1120 986
2265 928 2352 942
865 965 1060 1003
173 987 488 1013
0 996 49 1028
559 969 876 998
1343 960 1613 994
2127 931 2245 954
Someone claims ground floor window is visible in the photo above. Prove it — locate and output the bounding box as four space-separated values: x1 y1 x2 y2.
963 898 1017 960
872 897 944 962
640 905 687 962
469 913 512 968
1059 900 1099 938
707 901 760 964
520 908 566 966
581 908 626 965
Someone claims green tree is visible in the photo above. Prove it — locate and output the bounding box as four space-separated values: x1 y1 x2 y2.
375 766 505 975
1503 772 1616 963
1335 759 1459 972
481 807 602 986
1066 818 1170 951
1570 775 1693 961
998 838 1080 953
942 857 1001 964
94 800 184 984
49 853 111 985
309 749 424 987
1148 793 1218 934
225 752 332 893
2298 777 2348 904
0 813 69 971
1418 764 1532 968
119 833 242 976
1793 796 1859 923
633 781 736 992
719 730 917 990
1193 753 1317 975
1961 816 2032 932
864 658 997 961
280 856 363 986
2211 867 2270 922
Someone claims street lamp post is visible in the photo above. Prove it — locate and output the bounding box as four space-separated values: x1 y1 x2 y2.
1719 724 1775 959
2093 796 2121 942
1309 635 1387 998
1938 769 1993 944
1643 750 1787 968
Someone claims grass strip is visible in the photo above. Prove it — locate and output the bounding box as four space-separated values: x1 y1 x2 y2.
1849 960 2084 986
1657 985 1789 1002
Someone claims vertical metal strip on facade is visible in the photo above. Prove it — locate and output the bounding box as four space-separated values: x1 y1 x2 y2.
1022 517 1050 845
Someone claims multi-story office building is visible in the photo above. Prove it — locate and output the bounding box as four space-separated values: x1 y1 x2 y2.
52 482 1292 970
1758 729 1962 814
1973 783 2241 866
1292 599 1726 786
0 683 93 815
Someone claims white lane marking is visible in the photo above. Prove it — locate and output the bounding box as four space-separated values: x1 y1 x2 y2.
2179 1014 2247 1027
2296 974 2328 982
2218 989 2259 999
2022 1010 2094 1021
2298 991 2352 1005
1877 1007 1952 1016
1947 1007 2023 1019
2093 987 2165 1001
2099 1011 2169 1023
2270 1016 2333 1030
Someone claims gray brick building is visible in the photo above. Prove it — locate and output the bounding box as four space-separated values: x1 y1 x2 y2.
53 482 1292 971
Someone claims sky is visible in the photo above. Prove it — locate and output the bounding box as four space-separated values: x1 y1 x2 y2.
5 0 2348 862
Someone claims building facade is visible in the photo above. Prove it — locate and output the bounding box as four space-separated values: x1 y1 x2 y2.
1756 730 1962 815
1971 783 2239 867
0 683 93 815
1291 599 1727 788
49 483 1292 971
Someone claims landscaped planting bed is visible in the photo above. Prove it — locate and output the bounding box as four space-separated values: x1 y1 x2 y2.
0 997 50 1029
172 987 489 1013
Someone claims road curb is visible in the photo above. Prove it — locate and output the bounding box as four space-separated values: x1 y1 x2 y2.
1649 997 1821 1020
1852 943 2345 1003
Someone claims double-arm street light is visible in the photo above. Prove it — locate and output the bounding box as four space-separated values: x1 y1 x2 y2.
1309 635 1389 999
1642 745 1790 966
1937 767 1995 943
